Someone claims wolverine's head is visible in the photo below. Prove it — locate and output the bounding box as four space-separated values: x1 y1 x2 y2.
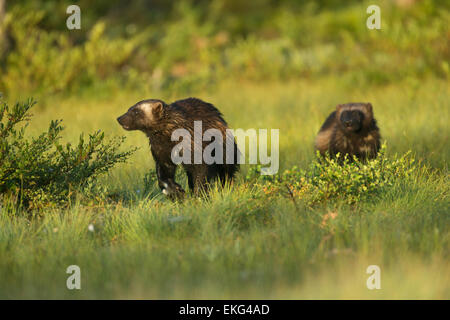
336 103 373 133
117 99 165 131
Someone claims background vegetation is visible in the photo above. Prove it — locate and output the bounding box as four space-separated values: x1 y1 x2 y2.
0 0 448 299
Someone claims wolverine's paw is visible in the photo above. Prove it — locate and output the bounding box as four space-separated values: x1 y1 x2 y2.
161 183 185 200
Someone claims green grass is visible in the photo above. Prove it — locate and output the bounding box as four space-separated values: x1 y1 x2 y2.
0 77 449 299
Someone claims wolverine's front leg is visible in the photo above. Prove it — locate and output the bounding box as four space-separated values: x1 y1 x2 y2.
155 161 185 199
190 165 213 196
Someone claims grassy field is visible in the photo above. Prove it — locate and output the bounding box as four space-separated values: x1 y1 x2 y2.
0 77 448 299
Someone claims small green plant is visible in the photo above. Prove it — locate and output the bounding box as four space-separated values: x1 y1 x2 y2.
143 169 159 195
248 145 416 205
0 97 136 209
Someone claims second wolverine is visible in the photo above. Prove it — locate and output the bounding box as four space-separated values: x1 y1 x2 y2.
315 103 381 161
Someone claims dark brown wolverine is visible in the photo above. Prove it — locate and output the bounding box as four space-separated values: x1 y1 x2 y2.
315 103 381 161
117 98 239 198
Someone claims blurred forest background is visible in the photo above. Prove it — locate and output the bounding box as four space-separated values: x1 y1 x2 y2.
0 0 449 299
0 0 449 100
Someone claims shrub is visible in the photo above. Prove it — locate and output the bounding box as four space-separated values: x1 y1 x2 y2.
247 144 416 205
0 8 148 98
0 97 136 209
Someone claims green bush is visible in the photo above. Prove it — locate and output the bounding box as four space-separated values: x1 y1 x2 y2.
0 97 136 209
247 144 416 205
0 8 148 98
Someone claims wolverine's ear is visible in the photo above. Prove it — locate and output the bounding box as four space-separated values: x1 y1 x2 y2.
152 101 163 118
336 104 343 112
365 103 373 114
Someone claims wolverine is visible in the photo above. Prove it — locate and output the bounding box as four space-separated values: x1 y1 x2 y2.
315 103 381 161
117 98 239 198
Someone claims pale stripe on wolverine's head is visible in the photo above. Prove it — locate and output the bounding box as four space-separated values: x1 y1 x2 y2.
336 102 373 116
135 99 164 120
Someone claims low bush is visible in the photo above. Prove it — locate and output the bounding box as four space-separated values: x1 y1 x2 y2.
0 97 136 209
247 144 416 205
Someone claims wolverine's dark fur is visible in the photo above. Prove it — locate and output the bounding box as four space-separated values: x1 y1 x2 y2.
117 98 239 198
315 103 381 161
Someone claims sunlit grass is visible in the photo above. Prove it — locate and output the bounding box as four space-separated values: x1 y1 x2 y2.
0 77 448 299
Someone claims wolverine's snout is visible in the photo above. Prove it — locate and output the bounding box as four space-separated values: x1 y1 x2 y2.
117 114 125 126
117 113 132 130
